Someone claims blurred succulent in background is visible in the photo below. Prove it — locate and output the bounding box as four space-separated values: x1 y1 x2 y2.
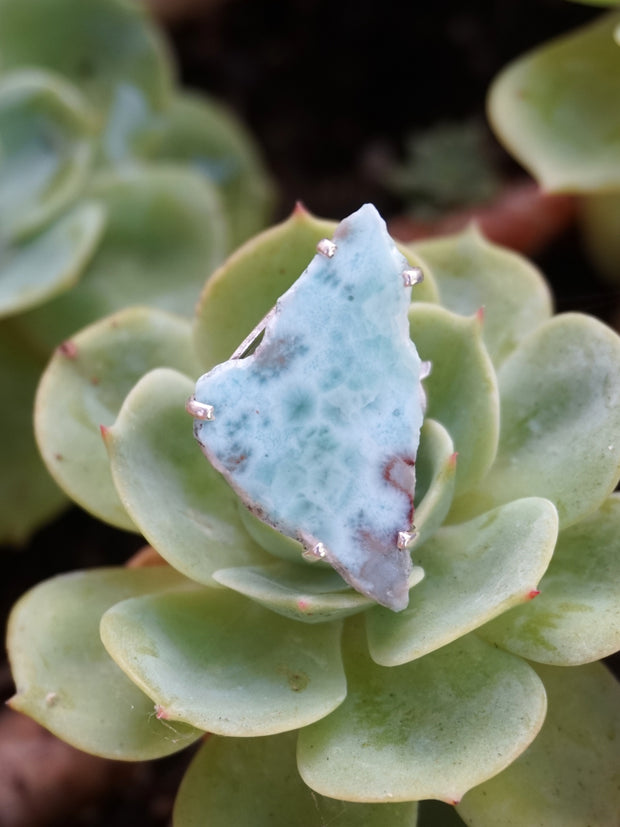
384 118 503 221
7 203 620 826
0 0 272 543
487 4 620 282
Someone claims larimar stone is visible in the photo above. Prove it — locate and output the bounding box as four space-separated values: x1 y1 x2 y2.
191 204 425 610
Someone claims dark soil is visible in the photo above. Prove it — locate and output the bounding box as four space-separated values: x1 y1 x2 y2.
2 1 619 825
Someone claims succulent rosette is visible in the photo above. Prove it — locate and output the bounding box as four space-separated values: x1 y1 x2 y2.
487 8 620 281
8 204 620 826
0 0 272 542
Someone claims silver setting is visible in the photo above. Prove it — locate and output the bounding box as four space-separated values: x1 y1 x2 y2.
402 266 424 287
301 541 328 562
397 530 417 550
317 238 337 258
420 360 432 380
230 306 276 360
186 397 215 420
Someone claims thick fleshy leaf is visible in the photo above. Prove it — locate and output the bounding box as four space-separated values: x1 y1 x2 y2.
414 418 457 543
298 622 546 804
193 204 438 370
191 205 426 611
457 662 620 827
366 497 558 666
410 226 552 366
478 494 620 665
35 308 200 530
213 562 378 623
101 587 347 736
409 303 499 495
580 190 620 282
488 12 620 191
237 503 308 563
0 0 173 113
7 566 200 759
458 313 620 527
17 166 226 353
0 323 66 543
107 368 271 582
0 202 105 318
0 70 95 241
174 731 418 827
138 92 273 246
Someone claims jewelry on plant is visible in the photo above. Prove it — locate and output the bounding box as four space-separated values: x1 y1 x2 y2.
397 530 417 550
402 266 424 287
316 238 337 258
185 397 215 420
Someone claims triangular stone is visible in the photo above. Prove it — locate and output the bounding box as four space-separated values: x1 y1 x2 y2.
190 205 425 610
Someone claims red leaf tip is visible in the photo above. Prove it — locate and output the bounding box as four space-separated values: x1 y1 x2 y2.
57 340 78 359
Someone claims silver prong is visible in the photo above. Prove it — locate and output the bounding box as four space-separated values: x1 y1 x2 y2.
186 397 215 420
302 541 327 562
397 530 417 550
402 266 424 287
317 238 337 258
230 306 276 360
420 360 432 379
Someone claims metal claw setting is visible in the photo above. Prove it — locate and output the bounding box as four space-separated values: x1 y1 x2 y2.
317 238 337 258
397 529 417 550
420 360 432 380
301 541 328 562
402 266 424 287
186 397 215 420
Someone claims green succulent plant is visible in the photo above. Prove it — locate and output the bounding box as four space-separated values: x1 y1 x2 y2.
0 0 272 543
7 203 620 825
487 5 620 281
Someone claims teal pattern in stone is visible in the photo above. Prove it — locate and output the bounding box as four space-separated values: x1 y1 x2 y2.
192 205 425 610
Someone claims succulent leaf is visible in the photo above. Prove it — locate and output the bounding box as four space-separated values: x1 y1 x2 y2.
297 620 546 804
457 662 620 826
413 418 457 542
35 307 201 530
366 497 558 666
193 203 438 370
174 731 419 827
236 503 308 563
457 313 620 527
101 587 347 736
478 494 620 665
0 323 67 543
7 566 201 759
0 70 96 242
409 303 499 495
107 367 271 581
135 92 274 246
212 562 378 624
487 12 620 191
410 226 552 366
0 0 173 116
0 201 105 318
15 166 226 353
